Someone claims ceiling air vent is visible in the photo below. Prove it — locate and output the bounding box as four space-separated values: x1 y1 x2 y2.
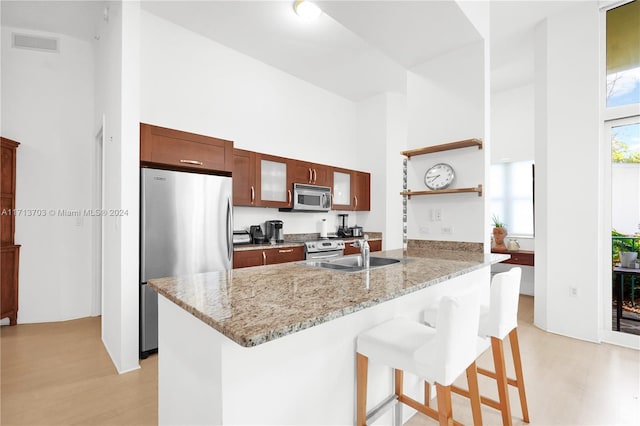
12 33 59 53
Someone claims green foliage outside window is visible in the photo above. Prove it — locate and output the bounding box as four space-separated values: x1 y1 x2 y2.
612 140 640 163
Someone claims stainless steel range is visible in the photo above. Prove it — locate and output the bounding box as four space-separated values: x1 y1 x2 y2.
304 239 345 260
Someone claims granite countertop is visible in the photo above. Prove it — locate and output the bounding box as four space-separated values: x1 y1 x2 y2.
149 246 509 348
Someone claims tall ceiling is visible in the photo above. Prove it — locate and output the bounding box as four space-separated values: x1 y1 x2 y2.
1 0 581 99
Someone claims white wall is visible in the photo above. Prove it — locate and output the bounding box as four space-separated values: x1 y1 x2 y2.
139 11 389 236
490 84 536 294
491 84 535 163
94 0 140 374
1 27 95 324
406 41 487 244
534 2 601 342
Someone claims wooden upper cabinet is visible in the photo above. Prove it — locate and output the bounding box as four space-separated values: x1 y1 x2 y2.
230 146 368 211
233 149 257 206
287 160 332 188
312 164 332 187
231 150 293 208
332 168 352 210
288 159 315 186
255 153 292 208
331 168 370 211
140 123 233 173
353 171 371 211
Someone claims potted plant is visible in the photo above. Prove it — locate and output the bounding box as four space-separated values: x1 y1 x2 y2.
492 214 508 250
612 229 638 267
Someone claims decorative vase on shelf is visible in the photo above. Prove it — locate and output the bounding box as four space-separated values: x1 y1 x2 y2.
507 238 520 251
620 251 638 268
492 227 508 250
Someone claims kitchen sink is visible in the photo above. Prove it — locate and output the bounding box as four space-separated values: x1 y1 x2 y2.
299 256 407 273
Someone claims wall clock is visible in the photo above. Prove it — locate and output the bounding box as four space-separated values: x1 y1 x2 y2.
424 163 455 190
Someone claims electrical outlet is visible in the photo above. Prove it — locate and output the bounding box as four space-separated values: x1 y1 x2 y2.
434 208 442 222
569 287 578 297
441 226 453 234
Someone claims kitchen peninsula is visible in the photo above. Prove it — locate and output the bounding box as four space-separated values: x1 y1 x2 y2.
149 243 508 425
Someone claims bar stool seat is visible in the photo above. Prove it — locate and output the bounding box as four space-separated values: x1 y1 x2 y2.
356 288 488 426
424 267 529 425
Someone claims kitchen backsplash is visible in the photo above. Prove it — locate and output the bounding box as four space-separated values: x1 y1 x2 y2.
233 206 368 235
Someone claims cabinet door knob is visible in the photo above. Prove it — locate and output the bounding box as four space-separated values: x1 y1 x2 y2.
288 189 292 205
279 249 294 253
354 196 358 209
313 169 317 184
308 168 313 183
250 186 255 204
262 251 267 265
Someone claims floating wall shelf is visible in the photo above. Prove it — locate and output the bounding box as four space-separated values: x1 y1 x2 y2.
400 185 483 198
400 137 484 250
401 138 482 159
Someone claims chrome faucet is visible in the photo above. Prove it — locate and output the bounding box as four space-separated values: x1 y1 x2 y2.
351 236 370 269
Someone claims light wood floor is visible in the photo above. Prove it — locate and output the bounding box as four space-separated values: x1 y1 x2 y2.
1 317 157 426
1 296 639 425
407 296 640 426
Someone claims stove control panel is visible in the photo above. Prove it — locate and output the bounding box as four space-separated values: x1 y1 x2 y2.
304 239 345 253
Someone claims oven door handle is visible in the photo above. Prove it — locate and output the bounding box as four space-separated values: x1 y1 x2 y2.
308 252 343 260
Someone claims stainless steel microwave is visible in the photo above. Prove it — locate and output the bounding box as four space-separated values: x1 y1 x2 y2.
280 183 332 212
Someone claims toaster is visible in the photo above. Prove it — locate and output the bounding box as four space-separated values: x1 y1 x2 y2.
233 230 251 245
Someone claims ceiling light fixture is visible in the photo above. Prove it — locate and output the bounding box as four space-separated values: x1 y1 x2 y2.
293 0 322 21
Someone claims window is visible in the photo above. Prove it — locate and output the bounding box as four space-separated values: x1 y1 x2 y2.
490 161 534 237
606 0 640 108
605 0 640 338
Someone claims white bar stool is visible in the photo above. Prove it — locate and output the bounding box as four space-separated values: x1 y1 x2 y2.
356 288 489 426
424 267 529 425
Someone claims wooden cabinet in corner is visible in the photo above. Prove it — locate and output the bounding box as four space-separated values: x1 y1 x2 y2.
332 168 370 211
140 123 233 173
1 136 20 325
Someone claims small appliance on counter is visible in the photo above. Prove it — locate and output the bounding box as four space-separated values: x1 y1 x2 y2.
350 226 363 237
233 230 251 245
265 220 284 243
337 214 352 237
249 225 265 244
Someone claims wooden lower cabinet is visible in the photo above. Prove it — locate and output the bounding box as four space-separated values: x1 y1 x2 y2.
234 241 381 269
1 244 20 325
343 239 382 256
492 249 534 266
233 246 304 269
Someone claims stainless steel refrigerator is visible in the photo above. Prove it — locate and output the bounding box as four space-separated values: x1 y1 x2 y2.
140 168 232 357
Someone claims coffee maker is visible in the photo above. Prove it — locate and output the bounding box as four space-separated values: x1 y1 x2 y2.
337 214 352 237
265 220 284 243
249 225 265 244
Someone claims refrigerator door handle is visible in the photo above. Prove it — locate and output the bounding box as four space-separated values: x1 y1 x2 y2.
227 196 233 264
140 170 147 282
